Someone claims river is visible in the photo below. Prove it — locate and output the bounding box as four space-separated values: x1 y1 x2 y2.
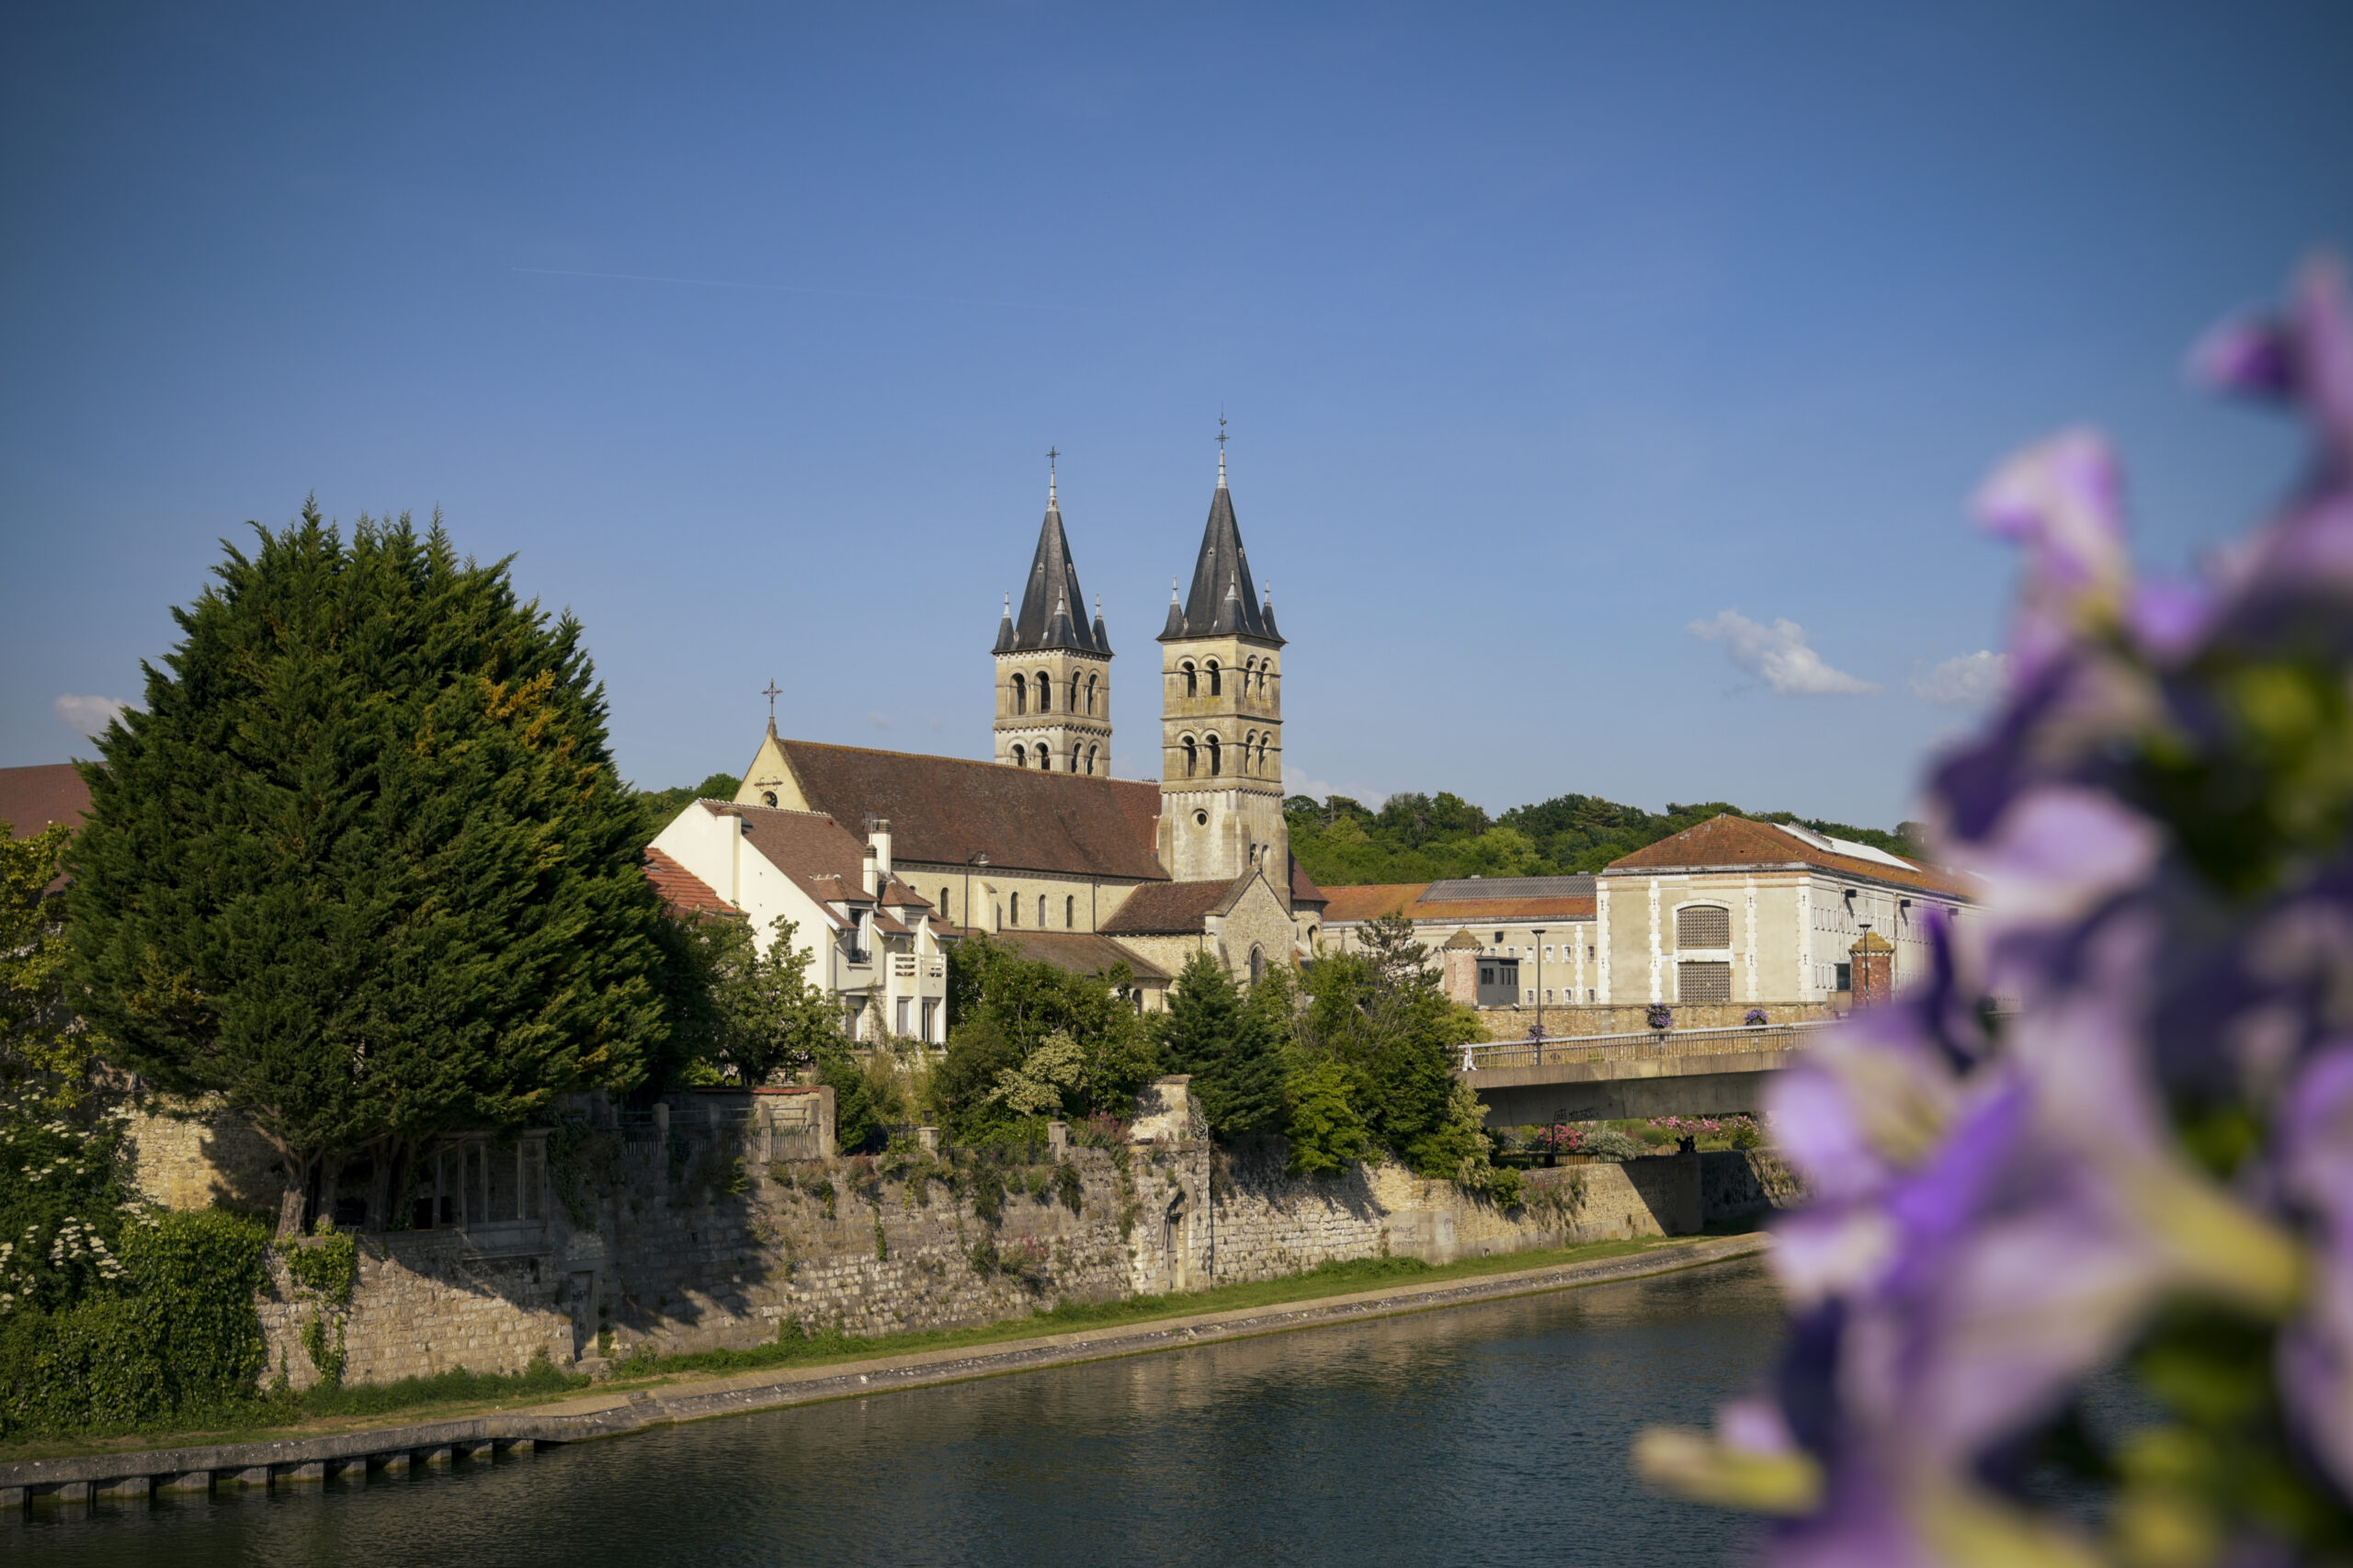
13 1255 1783 1567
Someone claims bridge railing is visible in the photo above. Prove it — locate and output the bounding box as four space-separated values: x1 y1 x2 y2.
1460 1019 1833 1073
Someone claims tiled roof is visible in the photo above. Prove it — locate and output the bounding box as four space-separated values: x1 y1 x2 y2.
774 740 1165 881
0 764 91 840
1099 874 1255 936
1606 813 1978 899
1289 853 1327 908
644 848 733 916
1406 894 1596 923
1420 875 1596 902
1316 883 1429 924
712 801 940 926
993 930 1172 984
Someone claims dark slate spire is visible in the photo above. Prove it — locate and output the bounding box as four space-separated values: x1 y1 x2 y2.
1260 584 1281 641
1159 578 1184 640
1161 449 1282 644
1007 462 1104 654
993 593 1015 653
1091 594 1111 654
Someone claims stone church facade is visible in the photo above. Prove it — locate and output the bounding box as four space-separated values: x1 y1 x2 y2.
649 447 1324 1038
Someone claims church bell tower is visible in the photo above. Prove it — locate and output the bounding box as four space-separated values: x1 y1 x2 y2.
1156 430 1289 886
993 453 1113 776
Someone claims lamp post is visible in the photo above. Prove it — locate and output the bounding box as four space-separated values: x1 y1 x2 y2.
1530 926 1548 1062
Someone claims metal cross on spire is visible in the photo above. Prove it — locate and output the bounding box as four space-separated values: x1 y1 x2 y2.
762 678 781 725
1216 411 1229 486
1046 445 1059 506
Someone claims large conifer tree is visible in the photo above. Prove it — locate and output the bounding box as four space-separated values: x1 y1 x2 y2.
1159 952 1287 1138
65 505 666 1233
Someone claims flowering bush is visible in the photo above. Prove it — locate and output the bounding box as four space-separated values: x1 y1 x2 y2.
1746 1008 1771 1027
1637 259 2353 1564
1647 1004 1675 1031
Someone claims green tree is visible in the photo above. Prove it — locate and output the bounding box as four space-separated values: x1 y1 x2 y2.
936 935 1158 1141
63 505 667 1235
1289 914 1493 1184
1157 952 1288 1139
632 772 741 846
659 913 843 1089
2 821 83 1086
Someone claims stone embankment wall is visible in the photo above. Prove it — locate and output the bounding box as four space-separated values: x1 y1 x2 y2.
165 1084 1810 1390
1474 1002 1834 1041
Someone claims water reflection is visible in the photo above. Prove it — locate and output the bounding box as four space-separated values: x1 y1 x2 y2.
13 1256 1782 1568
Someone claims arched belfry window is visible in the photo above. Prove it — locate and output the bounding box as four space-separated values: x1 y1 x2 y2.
1182 662 1198 698
1207 661 1222 697
1035 672 1051 712
1243 731 1257 774
1182 736 1197 778
1207 734 1222 776
1067 675 1079 712
1013 678 1027 716
762 790 779 807
1086 675 1098 714
1012 744 1027 767
1039 749 1051 770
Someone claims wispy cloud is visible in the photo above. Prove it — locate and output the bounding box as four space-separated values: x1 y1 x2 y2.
1688 611 1880 696
1283 765 1381 804
1911 650 2008 707
54 694 134 738
867 710 896 731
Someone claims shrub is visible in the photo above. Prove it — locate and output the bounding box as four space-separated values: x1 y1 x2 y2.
1645 1004 1673 1031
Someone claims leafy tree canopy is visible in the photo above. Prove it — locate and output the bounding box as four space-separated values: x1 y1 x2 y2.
1285 790 1924 886
63 503 667 1233
935 936 1159 1142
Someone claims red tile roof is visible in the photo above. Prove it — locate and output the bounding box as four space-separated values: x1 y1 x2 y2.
993 930 1172 984
1099 873 1256 936
713 801 941 926
0 764 91 840
1406 894 1596 922
773 740 1165 881
644 848 733 917
1315 883 1429 924
1605 813 1978 899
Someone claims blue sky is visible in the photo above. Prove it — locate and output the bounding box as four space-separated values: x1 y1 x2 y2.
6 4 2349 828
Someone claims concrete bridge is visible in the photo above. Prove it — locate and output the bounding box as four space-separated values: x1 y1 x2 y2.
1459 1022 1826 1127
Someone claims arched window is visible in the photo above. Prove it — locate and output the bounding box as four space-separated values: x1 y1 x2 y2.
1243 731 1256 774
761 790 779 807
1008 894 1019 926
1039 748 1051 770
1182 662 1197 698
1086 675 1097 714
940 888 951 921
1064 895 1074 928
1013 678 1027 716
1249 944 1265 985
1012 744 1027 767
1036 893 1047 926
1086 744 1097 776
1207 661 1222 697
1306 925 1319 949
1256 740 1267 773
1207 734 1222 776
1035 672 1051 712
1067 675 1079 712
1182 736 1197 777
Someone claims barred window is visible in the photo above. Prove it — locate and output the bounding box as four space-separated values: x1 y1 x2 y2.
1678 960 1732 1003
1676 905 1732 949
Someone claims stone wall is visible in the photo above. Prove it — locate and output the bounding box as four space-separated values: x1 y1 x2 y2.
1475 1000 1834 1040
122 1096 282 1215
179 1079 1795 1391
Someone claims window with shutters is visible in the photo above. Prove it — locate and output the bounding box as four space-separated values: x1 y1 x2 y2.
1678 960 1733 1003
1676 904 1732 949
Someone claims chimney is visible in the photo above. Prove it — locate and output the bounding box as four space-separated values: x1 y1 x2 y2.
861 841 880 898
870 819 893 881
